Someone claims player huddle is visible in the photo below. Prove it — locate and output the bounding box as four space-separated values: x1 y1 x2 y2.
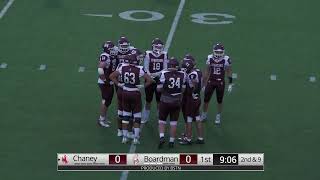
97 36 234 149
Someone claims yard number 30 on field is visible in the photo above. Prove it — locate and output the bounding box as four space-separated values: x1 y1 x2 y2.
86 10 236 25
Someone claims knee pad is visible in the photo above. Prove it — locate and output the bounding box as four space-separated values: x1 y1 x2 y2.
187 116 193 123
170 121 177 126
158 120 166 125
134 118 141 124
122 116 130 124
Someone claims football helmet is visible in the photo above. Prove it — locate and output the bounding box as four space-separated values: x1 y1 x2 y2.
181 59 195 73
213 43 225 58
131 48 145 65
118 36 130 53
102 41 117 55
168 57 179 70
124 54 139 65
183 53 195 62
152 38 164 55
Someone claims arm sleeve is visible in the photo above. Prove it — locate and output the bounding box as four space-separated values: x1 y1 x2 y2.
206 55 211 65
159 72 166 84
144 53 150 74
224 56 232 66
163 52 168 70
139 66 145 78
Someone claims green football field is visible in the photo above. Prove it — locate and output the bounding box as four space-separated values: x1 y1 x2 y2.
0 0 319 179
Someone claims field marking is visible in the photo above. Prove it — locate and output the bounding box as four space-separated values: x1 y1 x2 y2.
270 74 277 81
309 76 316 83
164 0 186 52
232 73 238 79
39 64 46 71
0 0 15 19
119 1 186 180
78 66 85 72
0 62 8 69
83 13 112 18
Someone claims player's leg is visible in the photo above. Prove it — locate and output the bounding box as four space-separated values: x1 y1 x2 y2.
168 104 180 148
155 87 161 115
122 91 132 143
142 83 155 123
215 82 225 124
98 84 113 127
202 82 215 120
194 99 204 144
178 94 188 141
132 92 142 144
117 88 124 136
180 96 193 145
158 101 169 149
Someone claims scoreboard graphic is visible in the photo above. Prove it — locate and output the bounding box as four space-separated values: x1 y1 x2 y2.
57 153 264 171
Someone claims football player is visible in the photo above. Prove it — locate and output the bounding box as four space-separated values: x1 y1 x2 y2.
97 41 118 127
179 55 204 145
202 43 234 124
115 36 135 137
142 38 168 123
157 57 186 148
109 54 153 144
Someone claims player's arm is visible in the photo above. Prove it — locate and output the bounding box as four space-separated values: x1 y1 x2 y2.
225 58 233 92
109 70 123 88
98 62 107 81
143 53 151 75
156 72 165 93
202 65 210 89
144 73 154 88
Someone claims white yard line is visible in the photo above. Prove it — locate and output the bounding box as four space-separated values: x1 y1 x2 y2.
119 0 186 180
0 0 15 19
82 13 113 18
164 0 186 52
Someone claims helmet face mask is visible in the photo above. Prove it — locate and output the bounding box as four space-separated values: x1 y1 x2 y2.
102 41 116 54
118 37 130 54
152 44 164 55
152 38 164 55
213 44 225 58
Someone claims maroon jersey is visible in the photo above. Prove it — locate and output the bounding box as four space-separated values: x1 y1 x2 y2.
144 50 168 74
117 64 145 91
206 54 231 81
116 49 133 67
98 52 113 85
186 68 202 98
159 70 186 103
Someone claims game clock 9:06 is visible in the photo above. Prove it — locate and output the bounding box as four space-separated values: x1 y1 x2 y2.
213 154 238 165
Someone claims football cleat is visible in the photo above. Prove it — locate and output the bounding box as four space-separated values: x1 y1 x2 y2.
195 139 205 144
178 133 186 141
215 114 221 125
133 138 140 145
179 139 192 145
168 142 174 148
158 137 165 149
117 129 123 137
98 120 110 128
127 132 134 139
122 137 128 144
201 113 208 121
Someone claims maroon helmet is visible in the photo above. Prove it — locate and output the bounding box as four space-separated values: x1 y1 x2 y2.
168 57 179 70
131 48 145 65
183 53 195 62
181 59 195 73
118 36 130 53
124 54 139 65
102 41 117 55
152 38 164 55
213 43 225 58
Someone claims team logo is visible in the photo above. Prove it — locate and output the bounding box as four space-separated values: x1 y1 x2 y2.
133 154 139 165
62 155 68 164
